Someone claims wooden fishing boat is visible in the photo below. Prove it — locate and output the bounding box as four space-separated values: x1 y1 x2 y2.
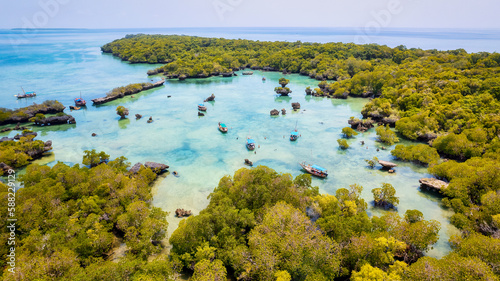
246 138 255 150
218 122 228 133
300 162 328 178
242 72 254 75
15 87 36 99
198 104 207 111
74 98 86 106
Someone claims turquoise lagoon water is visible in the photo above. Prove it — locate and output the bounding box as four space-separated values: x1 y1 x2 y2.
3 28 498 258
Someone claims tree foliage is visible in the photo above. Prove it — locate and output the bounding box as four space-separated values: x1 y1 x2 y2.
0 155 171 280
116 106 129 119
391 144 440 165
375 125 399 145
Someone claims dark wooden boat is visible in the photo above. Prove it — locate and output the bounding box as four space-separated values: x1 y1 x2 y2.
246 138 255 150
198 104 207 111
218 122 228 133
300 162 328 178
15 87 36 99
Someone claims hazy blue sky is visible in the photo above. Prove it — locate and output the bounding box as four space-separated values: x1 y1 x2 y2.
0 0 498 29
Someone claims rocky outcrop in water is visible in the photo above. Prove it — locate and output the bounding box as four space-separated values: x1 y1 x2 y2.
348 118 375 132
281 108 286 115
144 162 169 174
292 102 301 110
419 178 448 191
129 161 169 174
33 115 76 126
0 101 66 126
378 160 397 169
14 131 37 140
91 80 165 105
175 208 192 217
270 109 279 116
204 94 215 102
221 72 234 77
244 159 253 166
135 114 142 119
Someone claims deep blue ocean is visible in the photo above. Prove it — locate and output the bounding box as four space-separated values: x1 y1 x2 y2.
1 27 498 258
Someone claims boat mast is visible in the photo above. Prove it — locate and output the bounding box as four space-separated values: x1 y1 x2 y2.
20 86 26 95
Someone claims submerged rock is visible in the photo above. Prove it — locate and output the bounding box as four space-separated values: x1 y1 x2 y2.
244 159 253 166
198 112 205 117
281 108 286 115
135 114 142 119
292 102 301 110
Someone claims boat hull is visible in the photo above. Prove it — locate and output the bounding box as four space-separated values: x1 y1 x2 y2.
300 163 328 178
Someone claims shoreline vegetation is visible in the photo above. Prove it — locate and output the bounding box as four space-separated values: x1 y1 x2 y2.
100 34 500 279
92 79 165 105
0 34 497 279
0 100 65 125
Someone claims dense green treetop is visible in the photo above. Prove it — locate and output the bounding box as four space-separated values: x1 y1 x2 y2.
0 153 172 280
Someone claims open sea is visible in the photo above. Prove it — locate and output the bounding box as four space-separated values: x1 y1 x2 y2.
1 27 498 258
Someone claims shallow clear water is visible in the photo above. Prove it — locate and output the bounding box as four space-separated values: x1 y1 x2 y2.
1 28 488 258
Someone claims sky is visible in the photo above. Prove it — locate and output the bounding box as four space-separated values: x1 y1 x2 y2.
0 0 498 29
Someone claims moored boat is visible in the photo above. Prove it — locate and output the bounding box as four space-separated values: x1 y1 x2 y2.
242 72 254 75
16 92 36 99
300 162 328 178
15 87 36 99
246 138 255 150
218 122 228 133
74 98 86 106
290 130 299 141
198 104 207 111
